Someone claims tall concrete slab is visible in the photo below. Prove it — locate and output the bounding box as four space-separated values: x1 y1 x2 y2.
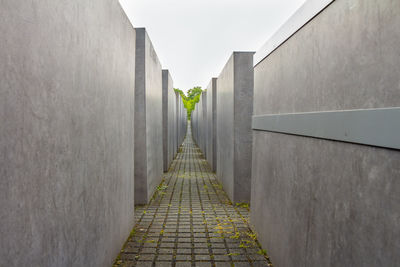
0 1 136 266
200 91 207 156
181 96 187 144
177 94 187 147
192 102 199 144
162 70 176 171
175 91 180 151
206 78 217 171
251 0 400 266
134 28 163 205
217 52 254 203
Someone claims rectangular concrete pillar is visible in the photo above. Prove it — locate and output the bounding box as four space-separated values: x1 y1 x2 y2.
175 91 180 151
206 78 217 171
251 0 400 266
192 102 200 144
194 93 206 154
0 2 136 266
162 70 176 172
177 94 187 147
217 52 254 203
200 91 207 156
134 28 163 204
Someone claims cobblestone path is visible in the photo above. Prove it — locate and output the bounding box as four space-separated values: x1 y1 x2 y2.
114 126 271 267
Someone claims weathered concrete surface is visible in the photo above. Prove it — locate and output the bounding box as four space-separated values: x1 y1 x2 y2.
162 70 176 172
206 78 217 171
200 91 207 157
196 102 200 145
134 28 163 205
251 0 400 266
191 102 199 144
175 92 180 151
192 91 207 156
217 52 254 203
170 87 177 164
177 94 187 147
0 1 136 266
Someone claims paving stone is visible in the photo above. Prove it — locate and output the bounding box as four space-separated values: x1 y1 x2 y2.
193 243 208 248
194 248 209 254
137 254 155 261
195 254 211 261
213 255 231 261
177 248 191 254
156 254 173 261
232 263 253 267
215 263 233 267
114 126 271 267
158 248 173 254
135 262 153 267
175 254 192 261
155 262 173 267
195 263 213 267
177 243 192 248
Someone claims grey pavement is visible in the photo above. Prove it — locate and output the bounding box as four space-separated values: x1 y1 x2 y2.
114 125 271 267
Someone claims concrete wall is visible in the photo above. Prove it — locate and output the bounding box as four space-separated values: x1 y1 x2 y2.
177 94 187 147
206 78 217 171
181 96 187 145
217 52 254 203
191 102 199 144
251 0 400 266
170 87 177 164
0 1 136 266
162 70 176 172
200 92 207 157
192 91 207 156
175 92 180 151
134 28 163 205
196 102 200 145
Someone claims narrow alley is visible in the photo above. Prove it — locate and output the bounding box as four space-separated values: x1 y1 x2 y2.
114 126 271 267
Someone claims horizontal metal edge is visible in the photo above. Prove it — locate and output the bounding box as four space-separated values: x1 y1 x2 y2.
252 107 400 150
254 0 335 67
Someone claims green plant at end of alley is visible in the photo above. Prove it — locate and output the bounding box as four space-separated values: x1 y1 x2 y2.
174 86 203 119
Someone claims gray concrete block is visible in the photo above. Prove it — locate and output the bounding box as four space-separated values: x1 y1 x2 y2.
175 91 180 152
216 52 254 203
193 92 207 155
206 78 217 172
134 28 163 205
162 70 176 172
177 94 187 147
251 0 400 266
0 1 136 266
200 92 207 157
192 102 199 145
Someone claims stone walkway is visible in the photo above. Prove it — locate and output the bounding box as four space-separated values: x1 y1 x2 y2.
114 126 272 267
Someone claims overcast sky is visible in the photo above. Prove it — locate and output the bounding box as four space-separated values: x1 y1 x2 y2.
119 0 306 92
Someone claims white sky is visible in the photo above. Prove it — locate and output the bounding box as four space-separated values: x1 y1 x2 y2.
119 0 306 93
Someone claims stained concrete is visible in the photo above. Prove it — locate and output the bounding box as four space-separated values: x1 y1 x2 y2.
251 0 400 266
162 70 176 172
134 28 163 205
217 52 254 203
0 1 136 266
206 78 217 172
